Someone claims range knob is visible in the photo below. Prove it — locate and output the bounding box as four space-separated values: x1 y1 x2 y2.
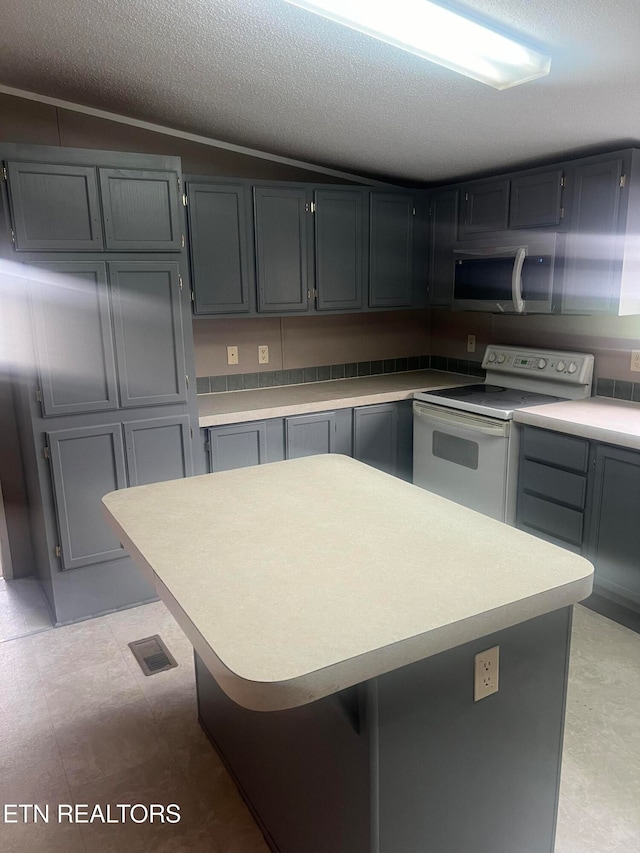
557 361 566 372
497 353 506 364
568 362 578 374
538 358 547 369
487 352 496 363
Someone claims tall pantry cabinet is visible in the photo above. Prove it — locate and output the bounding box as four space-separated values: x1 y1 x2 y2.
1 144 200 624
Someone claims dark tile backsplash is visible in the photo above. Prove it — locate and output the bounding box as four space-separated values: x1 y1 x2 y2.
596 377 640 401
196 355 485 394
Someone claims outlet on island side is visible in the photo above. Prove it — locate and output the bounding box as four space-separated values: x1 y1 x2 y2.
631 351 640 372
474 645 499 701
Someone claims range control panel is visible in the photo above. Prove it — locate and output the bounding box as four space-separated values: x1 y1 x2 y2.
482 346 594 386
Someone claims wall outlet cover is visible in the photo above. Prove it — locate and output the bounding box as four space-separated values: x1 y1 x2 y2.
227 345 239 366
631 351 640 372
467 335 476 353
258 345 269 365
474 645 499 701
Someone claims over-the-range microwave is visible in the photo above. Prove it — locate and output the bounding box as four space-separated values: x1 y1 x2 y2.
452 232 561 314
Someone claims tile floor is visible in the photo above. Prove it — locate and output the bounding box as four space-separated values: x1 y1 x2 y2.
0 592 638 852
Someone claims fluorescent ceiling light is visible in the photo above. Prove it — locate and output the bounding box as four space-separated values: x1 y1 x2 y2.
282 0 551 89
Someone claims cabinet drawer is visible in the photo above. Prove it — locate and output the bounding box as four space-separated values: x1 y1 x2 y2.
518 492 584 547
520 459 586 509
522 427 589 473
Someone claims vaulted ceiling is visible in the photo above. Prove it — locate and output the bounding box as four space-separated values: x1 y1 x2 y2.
1 0 639 183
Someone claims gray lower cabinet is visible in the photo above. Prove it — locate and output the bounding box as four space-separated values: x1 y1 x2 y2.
586 443 640 611
516 426 589 552
48 417 194 572
208 419 285 472
47 423 129 571
352 401 413 481
124 416 193 485
285 409 353 459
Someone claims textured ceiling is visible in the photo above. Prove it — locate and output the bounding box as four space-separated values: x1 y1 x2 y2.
1 0 639 183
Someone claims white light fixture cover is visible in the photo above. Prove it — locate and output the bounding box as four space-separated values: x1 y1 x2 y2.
282 0 551 89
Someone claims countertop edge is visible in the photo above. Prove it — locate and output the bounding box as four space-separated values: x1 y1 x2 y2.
104 495 593 712
513 399 640 450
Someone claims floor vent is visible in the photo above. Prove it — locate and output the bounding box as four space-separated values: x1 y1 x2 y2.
128 635 178 676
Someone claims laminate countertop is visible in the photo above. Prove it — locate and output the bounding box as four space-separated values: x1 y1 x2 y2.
103 455 593 712
197 370 470 427
514 396 640 450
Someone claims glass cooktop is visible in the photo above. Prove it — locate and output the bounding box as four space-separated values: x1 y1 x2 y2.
414 383 566 419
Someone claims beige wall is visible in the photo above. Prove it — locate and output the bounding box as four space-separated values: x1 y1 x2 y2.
430 308 640 382
194 310 431 376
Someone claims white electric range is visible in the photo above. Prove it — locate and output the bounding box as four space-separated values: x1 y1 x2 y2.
413 345 594 524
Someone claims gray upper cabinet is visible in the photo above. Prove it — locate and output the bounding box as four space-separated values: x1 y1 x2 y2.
254 186 310 313
369 192 414 308
509 171 564 229
458 179 510 238
428 189 458 306
561 157 624 314
187 182 252 315
6 161 104 251
98 168 183 251
124 415 193 486
314 189 365 311
586 443 640 611
30 261 119 416
47 423 128 571
110 261 188 408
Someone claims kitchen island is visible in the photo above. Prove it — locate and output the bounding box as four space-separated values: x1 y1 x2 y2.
103 455 593 853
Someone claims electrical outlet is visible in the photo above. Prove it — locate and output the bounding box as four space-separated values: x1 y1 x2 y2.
631 351 640 372
467 335 476 353
474 645 499 701
226 346 238 366
258 345 269 365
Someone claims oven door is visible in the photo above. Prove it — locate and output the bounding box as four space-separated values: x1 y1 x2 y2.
413 401 512 522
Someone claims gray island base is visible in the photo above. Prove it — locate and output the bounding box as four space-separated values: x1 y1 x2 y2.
102 455 593 853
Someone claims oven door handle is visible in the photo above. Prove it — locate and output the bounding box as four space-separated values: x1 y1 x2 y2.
413 402 510 437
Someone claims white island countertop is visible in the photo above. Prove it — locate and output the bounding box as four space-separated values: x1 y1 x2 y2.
514 396 640 450
197 369 470 427
103 455 593 711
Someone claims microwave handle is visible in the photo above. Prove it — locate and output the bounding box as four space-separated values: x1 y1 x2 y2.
512 247 526 313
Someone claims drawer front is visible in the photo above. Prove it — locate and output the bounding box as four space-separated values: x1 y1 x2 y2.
520 459 587 509
518 492 584 547
522 427 589 473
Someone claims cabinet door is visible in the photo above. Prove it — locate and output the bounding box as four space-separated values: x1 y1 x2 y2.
30 261 118 416
369 193 414 308
99 168 183 251
254 187 310 313
459 179 510 238
509 171 563 228
47 424 128 571
561 158 623 313
188 182 252 314
124 416 193 485
353 404 398 476
285 412 336 458
428 189 458 306
315 189 365 311
109 261 187 407
209 422 268 472
6 161 103 251
586 444 640 609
